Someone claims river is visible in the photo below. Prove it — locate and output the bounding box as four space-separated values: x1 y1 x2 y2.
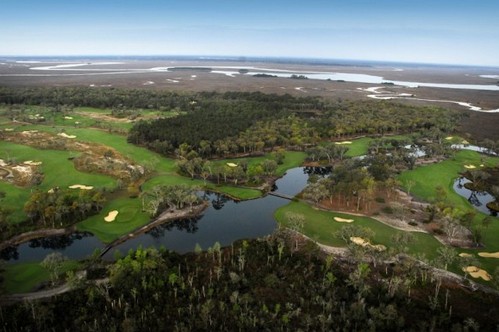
1 167 316 263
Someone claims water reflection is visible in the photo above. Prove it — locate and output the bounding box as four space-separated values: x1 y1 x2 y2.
0 231 103 262
454 177 497 216
2 167 318 263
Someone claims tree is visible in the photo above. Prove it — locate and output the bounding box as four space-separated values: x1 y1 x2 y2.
41 252 68 284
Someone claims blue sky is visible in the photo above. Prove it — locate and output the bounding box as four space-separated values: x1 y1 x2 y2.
1 0 499 66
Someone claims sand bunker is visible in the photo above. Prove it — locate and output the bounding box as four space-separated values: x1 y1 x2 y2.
64 116 73 120
227 163 238 167
4 128 14 132
21 130 38 135
334 217 354 223
478 252 499 258
462 266 492 281
350 237 386 251
464 165 476 169
335 141 352 145
459 253 473 258
105 210 119 222
69 184 94 190
445 136 453 140
23 160 42 166
57 133 77 139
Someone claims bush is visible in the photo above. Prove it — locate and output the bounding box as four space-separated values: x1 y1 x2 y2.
382 206 393 214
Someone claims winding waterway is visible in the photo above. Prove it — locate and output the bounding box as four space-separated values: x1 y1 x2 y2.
2 167 315 263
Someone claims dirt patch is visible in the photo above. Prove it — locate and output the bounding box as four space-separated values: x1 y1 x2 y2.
104 210 119 222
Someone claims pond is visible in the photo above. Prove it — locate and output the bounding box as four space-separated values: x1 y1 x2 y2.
2 167 327 263
453 177 498 216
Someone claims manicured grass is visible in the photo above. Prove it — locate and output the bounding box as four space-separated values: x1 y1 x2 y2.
398 150 499 210
215 151 306 177
2 263 50 294
205 184 262 200
275 201 442 260
398 150 499 275
344 137 372 157
2 260 79 294
77 197 150 243
0 141 116 223
343 135 410 158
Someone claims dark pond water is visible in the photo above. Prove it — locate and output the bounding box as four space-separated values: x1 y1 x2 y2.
453 177 497 216
2 167 326 263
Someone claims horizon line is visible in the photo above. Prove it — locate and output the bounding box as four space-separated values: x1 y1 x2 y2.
1 54 499 69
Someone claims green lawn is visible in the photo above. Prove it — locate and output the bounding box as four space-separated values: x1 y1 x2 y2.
77 197 150 243
0 141 117 223
2 260 79 294
344 137 372 157
275 201 442 260
398 149 499 274
398 150 498 207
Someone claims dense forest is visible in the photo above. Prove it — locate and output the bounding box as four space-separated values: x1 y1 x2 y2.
128 93 461 157
2 233 497 331
0 87 462 158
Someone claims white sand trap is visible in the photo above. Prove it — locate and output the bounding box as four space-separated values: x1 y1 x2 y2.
480 164 484 167
464 164 476 169
64 116 73 120
335 141 352 145
69 184 94 190
4 128 14 132
334 217 354 223
227 163 238 167
105 210 119 222
57 133 77 139
21 130 38 135
445 136 453 140
463 266 492 281
24 160 42 166
478 252 499 258
350 237 386 251
459 253 473 258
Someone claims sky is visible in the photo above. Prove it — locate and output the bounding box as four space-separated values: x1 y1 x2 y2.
1 0 499 66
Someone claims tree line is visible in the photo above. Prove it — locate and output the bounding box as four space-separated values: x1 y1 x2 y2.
2 233 497 330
